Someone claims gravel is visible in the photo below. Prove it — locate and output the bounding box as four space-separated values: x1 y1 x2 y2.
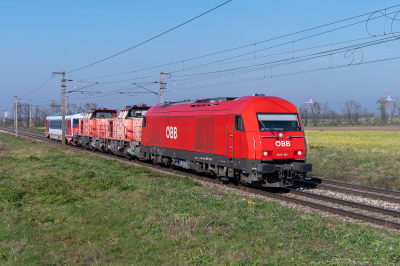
298 187 400 212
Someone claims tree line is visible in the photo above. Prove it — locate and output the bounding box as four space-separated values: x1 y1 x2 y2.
299 97 400 126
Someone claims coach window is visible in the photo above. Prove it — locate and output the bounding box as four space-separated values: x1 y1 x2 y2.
235 115 245 131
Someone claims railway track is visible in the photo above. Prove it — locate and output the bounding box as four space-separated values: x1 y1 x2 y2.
2 126 400 230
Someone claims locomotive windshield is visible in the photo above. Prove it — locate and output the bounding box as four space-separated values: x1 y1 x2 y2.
91 112 115 119
257 113 301 131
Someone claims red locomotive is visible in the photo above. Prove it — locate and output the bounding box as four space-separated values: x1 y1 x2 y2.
72 95 311 187
141 95 311 187
73 105 149 157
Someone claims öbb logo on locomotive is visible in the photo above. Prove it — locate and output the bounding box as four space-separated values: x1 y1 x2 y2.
166 126 177 139
57 96 312 188
275 141 290 147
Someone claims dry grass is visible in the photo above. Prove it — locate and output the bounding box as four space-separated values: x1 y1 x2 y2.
166 216 202 238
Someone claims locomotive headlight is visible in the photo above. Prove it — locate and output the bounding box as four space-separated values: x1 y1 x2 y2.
263 151 268 156
298 151 302 155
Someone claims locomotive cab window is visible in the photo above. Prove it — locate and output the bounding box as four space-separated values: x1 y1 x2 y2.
142 117 146 127
235 115 245 131
118 111 127 119
257 113 301 131
73 119 79 128
92 112 114 119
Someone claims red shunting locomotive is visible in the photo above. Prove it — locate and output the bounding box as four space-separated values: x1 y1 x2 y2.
141 95 311 187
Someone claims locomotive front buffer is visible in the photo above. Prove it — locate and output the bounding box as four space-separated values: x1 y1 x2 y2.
254 162 312 186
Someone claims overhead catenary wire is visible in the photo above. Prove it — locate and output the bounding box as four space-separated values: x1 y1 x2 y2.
163 35 400 86
79 4 400 81
19 76 55 100
0 97 15 108
164 55 400 93
66 0 233 74
72 28 400 88
28 5 400 106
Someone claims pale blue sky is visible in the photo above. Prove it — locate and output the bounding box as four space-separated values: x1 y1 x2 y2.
1 0 399 114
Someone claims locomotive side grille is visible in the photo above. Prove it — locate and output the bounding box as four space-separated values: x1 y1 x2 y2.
204 116 215 153
195 117 203 150
156 117 162 146
149 118 155 145
149 117 163 146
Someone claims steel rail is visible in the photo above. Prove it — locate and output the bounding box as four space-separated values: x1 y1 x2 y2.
2 126 400 230
294 179 400 204
289 189 400 218
301 177 400 198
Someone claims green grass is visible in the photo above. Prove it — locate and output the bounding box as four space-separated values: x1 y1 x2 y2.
305 130 400 190
307 146 400 190
29 126 45 133
1 133 400 265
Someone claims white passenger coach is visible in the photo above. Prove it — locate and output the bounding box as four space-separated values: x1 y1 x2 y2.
46 113 87 143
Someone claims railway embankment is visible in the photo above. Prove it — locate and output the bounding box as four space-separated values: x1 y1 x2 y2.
1 132 400 264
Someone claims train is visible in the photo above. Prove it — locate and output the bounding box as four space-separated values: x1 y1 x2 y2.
46 95 312 187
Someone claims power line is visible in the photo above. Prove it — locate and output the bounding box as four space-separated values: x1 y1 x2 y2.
0 97 15 108
79 4 400 81
165 55 400 93
65 34 399 103
19 76 55 100
67 0 233 74
167 35 399 86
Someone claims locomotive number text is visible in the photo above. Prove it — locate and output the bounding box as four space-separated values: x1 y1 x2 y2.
275 141 290 147
166 126 177 139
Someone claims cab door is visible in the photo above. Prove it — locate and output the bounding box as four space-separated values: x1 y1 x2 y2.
233 115 244 158
227 116 234 158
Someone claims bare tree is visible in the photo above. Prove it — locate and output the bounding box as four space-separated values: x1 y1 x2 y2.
33 105 42 127
321 102 330 126
396 97 400 125
328 110 338 126
310 101 321 126
344 100 356 126
299 104 309 127
19 103 31 128
376 97 388 126
388 101 397 125
363 107 371 126
354 102 362 126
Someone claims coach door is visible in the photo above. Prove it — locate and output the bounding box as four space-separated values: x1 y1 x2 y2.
67 120 71 136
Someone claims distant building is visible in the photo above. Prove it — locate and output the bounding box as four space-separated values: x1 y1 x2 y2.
4 111 9 118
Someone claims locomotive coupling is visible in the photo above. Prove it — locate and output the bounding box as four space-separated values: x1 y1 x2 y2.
257 163 276 174
290 162 312 173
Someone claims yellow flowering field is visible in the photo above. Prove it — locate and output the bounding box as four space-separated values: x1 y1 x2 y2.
305 131 400 155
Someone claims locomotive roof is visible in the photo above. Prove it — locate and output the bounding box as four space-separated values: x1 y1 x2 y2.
46 113 87 120
145 96 297 116
120 105 150 111
87 109 118 113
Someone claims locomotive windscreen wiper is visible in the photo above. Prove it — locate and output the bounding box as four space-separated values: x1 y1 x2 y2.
259 120 276 136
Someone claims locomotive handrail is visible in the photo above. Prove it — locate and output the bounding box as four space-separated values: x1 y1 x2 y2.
231 126 234 151
226 125 228 159
261 136 279 139
253 136 256 159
